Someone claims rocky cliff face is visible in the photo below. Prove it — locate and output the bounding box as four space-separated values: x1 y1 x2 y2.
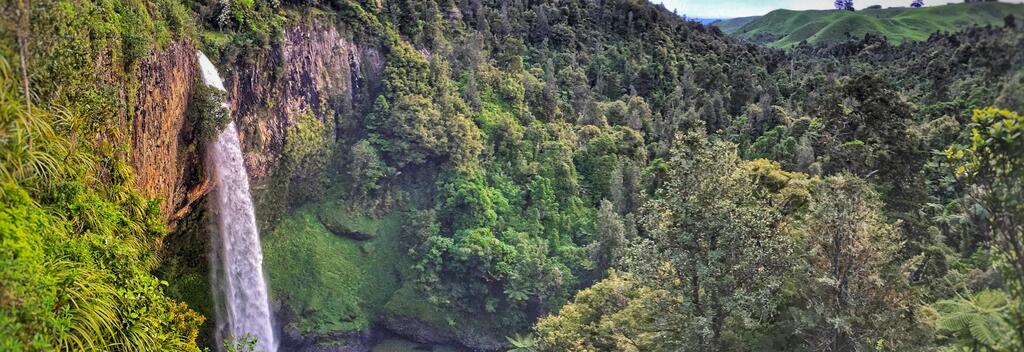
228 20 384 185
130 17 386 229
131 41 205 230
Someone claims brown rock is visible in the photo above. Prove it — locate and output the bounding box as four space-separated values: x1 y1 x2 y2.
228 20 384 186
131 41 204 231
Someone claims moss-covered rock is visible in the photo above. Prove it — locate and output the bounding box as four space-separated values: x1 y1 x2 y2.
317 209 376 240
263 203 405 334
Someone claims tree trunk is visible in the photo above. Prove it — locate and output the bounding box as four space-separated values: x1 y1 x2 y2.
691 270 704 347
17 0 31 111
831 226 846 351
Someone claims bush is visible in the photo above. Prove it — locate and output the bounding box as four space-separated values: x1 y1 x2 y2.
189 82 231 146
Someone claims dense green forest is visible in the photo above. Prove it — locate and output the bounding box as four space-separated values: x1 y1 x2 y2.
1 0 1022 351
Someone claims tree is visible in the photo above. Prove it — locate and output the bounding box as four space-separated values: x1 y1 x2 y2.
995 71 1024 113
624 95 650 131
540 59 562 121
349 139 393 197
947 108 1024 345
462 72 482 111
639 130 789 350
609 160 642 215
373 44 483 169
792 175 921 351
505 233 572 320
814 75 930 249
836 0 855 10
698 93 727 132
532 5 551 41
534 272 689 352
589 200 625 273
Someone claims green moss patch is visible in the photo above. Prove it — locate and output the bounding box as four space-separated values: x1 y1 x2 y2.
262 203 405 334
316 201 384 240
382 285 456 328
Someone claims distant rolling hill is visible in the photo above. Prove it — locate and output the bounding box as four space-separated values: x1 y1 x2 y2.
710 16 759 32
713 2 1024 48
687 17 725 25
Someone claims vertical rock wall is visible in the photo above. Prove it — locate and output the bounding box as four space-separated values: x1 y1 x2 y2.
229 20 384 185
131 41 203 230
127 19 385 230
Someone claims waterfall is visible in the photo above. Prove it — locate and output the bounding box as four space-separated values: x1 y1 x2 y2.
198 51 278 352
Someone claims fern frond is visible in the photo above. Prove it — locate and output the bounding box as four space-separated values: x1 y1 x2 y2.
932 290 1013 350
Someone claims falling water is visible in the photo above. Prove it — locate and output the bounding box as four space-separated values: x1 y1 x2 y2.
198 51 277 352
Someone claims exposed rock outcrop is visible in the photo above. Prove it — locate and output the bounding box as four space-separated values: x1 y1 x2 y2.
317 211 375 240
380 314 504 351
131 41 206 230
128 18 387 229
228 20 384 185
281 325 375 352
276 299 377 352
378 314 459 346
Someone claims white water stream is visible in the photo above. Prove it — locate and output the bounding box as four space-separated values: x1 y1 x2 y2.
198 51 277 352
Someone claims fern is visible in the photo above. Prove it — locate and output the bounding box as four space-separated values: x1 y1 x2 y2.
0 56 91 196
507 334 537 352
52 262 121 351
933 290 1014 351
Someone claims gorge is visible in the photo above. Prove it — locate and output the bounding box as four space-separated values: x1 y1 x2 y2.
1 0 1022 351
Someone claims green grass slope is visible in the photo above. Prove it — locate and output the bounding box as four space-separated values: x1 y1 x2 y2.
715 2 1024 47
710 16 759 32
262 202 407 334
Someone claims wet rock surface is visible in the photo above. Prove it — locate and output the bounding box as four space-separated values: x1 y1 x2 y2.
228 20 384 185
131 40 204 230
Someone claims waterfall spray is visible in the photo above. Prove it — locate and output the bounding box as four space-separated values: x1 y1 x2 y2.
198 51 277 352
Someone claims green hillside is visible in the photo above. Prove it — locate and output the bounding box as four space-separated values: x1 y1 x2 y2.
710 15 759 32
716 2 1024 47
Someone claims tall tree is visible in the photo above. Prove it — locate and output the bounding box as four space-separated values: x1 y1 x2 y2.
590 200 625 273
815 75 930 250
948 108 1024 345
533 272 688 351
640 130 789 350
793 175 921 351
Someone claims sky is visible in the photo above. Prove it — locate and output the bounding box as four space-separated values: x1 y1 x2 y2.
659 0 1024 19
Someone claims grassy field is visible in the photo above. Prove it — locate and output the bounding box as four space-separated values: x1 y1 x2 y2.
714 2 1024 48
